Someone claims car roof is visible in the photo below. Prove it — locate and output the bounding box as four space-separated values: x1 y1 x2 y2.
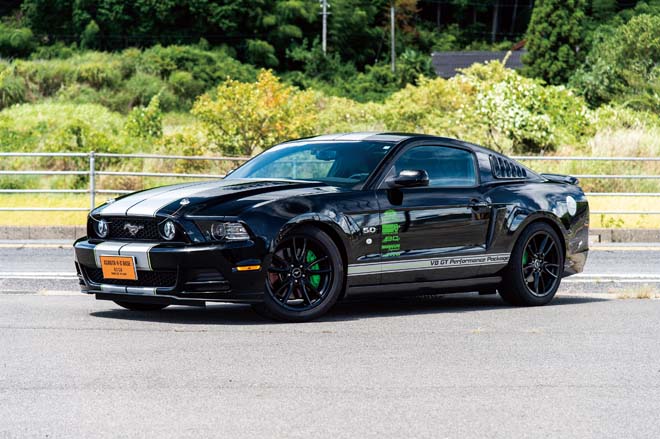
295 132 497 155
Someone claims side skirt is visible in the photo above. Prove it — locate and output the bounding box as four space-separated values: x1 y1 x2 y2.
345 276 502 299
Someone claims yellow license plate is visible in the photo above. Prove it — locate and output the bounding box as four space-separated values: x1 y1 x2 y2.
100 256 137 281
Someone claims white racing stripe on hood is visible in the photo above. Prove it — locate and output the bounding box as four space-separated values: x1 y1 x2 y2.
125 180 224 217
99 182 203 216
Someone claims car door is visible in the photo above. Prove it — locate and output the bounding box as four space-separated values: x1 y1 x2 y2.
374 144 492 284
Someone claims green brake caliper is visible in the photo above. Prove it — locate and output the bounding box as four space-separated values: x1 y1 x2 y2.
522 250 528 266
306 250 321 289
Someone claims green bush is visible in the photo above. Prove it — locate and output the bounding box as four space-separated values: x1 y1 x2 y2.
192 70 317 156
114 72 177 112
0 24 36 58
0 68 27 109
80 20 101 50
0 103 132 153
571 14 660 109
125 95 163 139
245 39 279 68
168 71 206 103
524 0 586 85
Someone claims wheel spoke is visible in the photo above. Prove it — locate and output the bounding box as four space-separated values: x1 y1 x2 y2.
544 266 558 278
299 281 312 304
275 279 292 297
305 256 328 269
538 235 549 255
542 240 555 257
299 238 307 263
306 267 331 274
528 237 538 255
539 272 546 293
305 279 321 298
533 272 540 294
272 254 288 267
292 238 300 263
281 281 294 303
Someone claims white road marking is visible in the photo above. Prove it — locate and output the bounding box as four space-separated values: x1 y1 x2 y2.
0 272 78 280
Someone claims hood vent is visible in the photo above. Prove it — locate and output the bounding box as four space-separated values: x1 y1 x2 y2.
490 155 527 179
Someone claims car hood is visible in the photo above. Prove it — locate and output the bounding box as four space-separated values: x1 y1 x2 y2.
95 178 329 217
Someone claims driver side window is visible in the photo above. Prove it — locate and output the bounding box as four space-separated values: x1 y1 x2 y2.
392 145 477 187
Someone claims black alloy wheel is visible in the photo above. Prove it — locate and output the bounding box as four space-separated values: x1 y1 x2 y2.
521 231 561 297
500 222 564 306
253 226 345 322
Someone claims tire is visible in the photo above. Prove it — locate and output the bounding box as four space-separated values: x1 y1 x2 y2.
499 222 564 306
113 301 169 311
252 225 345 322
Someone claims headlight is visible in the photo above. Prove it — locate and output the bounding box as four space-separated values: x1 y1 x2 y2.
210 223 226 240
197 221 250 242
96 219 109 238
161 220 176 241
224 223 250 241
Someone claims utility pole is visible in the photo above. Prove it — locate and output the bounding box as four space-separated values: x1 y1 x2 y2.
390 1 396 73
320 0 329 55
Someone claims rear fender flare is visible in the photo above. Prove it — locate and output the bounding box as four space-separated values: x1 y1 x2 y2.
506 209 569 256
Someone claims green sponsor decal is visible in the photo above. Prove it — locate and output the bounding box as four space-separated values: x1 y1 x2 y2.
383 209 397 222
382 223 399 235
382 209 402 255
381 243 401 252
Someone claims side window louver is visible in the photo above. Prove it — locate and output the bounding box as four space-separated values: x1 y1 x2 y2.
490 155 527 179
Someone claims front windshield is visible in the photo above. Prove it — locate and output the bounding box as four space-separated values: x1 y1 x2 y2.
226 141 394 186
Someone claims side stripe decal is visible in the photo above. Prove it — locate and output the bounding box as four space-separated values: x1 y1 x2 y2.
347 253 510 276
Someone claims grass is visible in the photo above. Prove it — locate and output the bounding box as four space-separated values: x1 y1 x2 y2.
616 285 659 299
0 194 659 228
589 196 660 229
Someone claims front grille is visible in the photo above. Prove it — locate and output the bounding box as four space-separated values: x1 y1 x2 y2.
84 267 177 288
106 217 161 241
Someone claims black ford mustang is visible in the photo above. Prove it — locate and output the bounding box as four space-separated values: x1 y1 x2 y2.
74 133 589 321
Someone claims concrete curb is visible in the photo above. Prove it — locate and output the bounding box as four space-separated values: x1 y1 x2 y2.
0 226 84 241
0 225 658 242
590 228 660 243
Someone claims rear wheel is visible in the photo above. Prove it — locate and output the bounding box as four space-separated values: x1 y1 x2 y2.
500 222 564 306
113 301 169 311
252 226 344 322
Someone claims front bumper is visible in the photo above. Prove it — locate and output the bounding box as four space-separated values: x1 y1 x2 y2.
74 238 268 304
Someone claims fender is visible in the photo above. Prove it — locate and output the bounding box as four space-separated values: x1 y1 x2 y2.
506 207 569 254
276 212 357 258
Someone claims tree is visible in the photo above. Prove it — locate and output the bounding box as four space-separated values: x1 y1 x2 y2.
570 14 660 110
523 0 586 85
191 70 317 156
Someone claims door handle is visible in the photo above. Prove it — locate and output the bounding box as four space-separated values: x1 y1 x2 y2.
469 199 490 209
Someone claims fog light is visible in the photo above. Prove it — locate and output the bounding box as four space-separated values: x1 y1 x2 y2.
162 220 176 241
96 219 109 238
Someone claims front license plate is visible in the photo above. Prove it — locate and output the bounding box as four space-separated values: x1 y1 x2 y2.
100 256 137 281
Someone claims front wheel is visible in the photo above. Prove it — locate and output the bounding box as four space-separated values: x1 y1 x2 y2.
252 226 345 322
499 222 564 306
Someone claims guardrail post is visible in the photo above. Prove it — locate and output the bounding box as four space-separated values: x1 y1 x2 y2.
89 151 96 210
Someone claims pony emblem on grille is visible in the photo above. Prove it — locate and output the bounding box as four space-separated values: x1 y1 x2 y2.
123 223 144 237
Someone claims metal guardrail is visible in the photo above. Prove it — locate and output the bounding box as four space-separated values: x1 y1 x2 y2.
0 152 658 215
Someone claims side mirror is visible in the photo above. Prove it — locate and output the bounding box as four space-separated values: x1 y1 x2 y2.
387 169 430 188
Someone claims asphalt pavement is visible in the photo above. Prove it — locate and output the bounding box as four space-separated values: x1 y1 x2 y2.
1 242 660 438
